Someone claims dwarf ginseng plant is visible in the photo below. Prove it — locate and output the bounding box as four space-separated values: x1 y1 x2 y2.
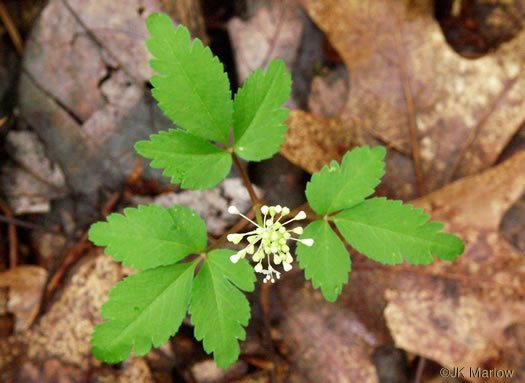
88 13 464 369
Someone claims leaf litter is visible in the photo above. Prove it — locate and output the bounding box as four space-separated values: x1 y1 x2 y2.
0 0 524 382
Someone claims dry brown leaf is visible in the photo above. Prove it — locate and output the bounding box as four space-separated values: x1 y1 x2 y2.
384 150 525 382
275 267 396 383
18 0 207 205
0 265 47 332
282 0 525 194
0 253 166 382
1 131 66 214
282 110 349 172
228 0 303 84
307 67 348 118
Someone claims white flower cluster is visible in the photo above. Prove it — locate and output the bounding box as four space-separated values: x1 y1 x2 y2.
227 205 314 283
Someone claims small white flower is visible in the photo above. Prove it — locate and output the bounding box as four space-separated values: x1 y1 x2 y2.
226 205 314 283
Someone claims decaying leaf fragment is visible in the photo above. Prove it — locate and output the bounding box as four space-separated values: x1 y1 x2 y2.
228 0 303 83
0 266 47 332
277 274 383 383
384 150 525 382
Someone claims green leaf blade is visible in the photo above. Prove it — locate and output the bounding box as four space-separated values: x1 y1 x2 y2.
333 197 464 265
189 249 256 368
306 146 386 215
135 130 232 190
91 262 196 363
233 59 291 161
146 14 233 144
296 220 350 302
89 204 207 269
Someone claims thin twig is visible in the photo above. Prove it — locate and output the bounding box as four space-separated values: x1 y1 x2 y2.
0 200 17 268
394 24 425 196
44 231 90 300
414 356 426 383
0 2 24 56
0 214 64 235
232 153 260 206
206 210 256 252
36 232 77 319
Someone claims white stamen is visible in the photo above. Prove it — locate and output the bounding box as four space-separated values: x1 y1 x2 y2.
291 227 303 235
228 206 240 215
295 211 307 220
282 211 307 225
238 212 259 227
301 238 314 246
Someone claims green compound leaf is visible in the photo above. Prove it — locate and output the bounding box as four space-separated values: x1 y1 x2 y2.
91 262 196 363
333 197 464 265
146 14 233 144
306 146 386 215
296 220 350 302
135 130 232 190
189 249 256 369
233 59 291 161
89 204 207 270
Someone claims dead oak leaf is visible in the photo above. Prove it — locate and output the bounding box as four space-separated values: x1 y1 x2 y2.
384 150 525 381
282 0 525 194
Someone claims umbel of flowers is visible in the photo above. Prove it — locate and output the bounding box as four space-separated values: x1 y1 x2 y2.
227 205 314 283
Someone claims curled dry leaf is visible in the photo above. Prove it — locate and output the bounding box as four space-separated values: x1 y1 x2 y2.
0 265 47 332
282 0 525 194
384 150 525 382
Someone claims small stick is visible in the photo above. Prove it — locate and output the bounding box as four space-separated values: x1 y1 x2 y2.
0 200 17 268
0 2 23 56
232 153 260 206
44 232 90 300
414 356 426 383
0 214 64 235
206 210 255 252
